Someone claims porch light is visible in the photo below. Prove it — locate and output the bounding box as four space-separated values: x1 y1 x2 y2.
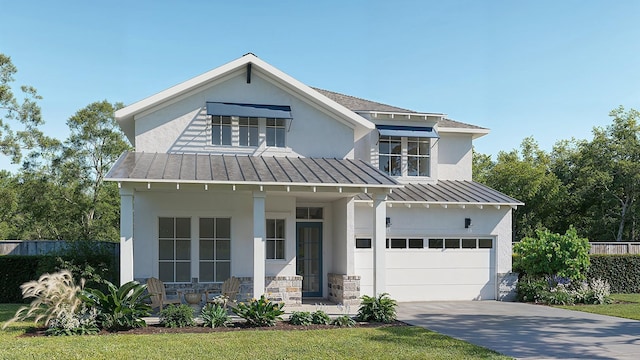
386 217 392 228
465 218 472 229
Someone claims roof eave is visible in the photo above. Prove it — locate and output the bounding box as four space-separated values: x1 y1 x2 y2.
438 127 490 139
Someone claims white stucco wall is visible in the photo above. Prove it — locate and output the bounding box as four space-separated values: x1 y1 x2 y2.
133 71 355 159
437 133 473 181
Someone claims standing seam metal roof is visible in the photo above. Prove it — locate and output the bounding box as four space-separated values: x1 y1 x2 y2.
106 152 400 187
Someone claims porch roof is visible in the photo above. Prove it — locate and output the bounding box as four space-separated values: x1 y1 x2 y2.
106 152 401 190
356 180 523 207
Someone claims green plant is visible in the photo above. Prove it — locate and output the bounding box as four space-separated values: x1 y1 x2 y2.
588 255 640 293
45 306 99 336
516 274 548 302
231 295 284 327
2 270 84 329
80 280 151 331
160 304 195 328
356 293 397 323
539 284 575 305
311 310 331 325
288 311 313 325
331 315 356 327
575 278 612 305
200 303 231 328
513 227 590 281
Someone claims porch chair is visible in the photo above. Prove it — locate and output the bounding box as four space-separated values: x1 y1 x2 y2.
146 277 182 310
205 276 240 308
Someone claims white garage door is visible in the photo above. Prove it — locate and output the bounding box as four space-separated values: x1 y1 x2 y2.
355 237 495 301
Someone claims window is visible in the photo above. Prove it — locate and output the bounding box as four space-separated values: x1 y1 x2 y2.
239 117 259 146
379 136 402 176
199 218 231 282
266 219 285 260
379 135 431 177
211 116 232 145
296 207 323 219
266 118 286 147
428 238 494 249
159 217 191 283
382 238 425 249
356 238 372 249
408 239 424 249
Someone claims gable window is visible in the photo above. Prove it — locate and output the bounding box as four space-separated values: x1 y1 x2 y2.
159 217 191 283
379 135 431 177
407 137 430 176
379 136 402 176
199 218 231 282
212 116 232 146
239 117 259 146
266 219 285 260
266 118 286 147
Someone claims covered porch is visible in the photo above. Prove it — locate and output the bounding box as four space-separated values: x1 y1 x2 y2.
106 152 400 305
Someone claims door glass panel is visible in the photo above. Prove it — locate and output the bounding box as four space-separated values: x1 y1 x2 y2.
296 223 322 296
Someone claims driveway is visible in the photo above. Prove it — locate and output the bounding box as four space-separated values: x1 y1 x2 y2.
397 301 640 360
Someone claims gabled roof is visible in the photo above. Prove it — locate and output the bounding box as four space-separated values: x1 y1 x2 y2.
116 53 375 145
106 152 400 189
356 180 523 206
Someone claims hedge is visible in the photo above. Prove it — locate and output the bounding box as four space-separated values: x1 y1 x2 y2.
587 255 640 293
0 253 117 303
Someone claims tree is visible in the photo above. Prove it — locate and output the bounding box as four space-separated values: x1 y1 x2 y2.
0 53 59 164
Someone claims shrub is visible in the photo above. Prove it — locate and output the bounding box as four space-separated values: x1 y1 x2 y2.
45 306 99 336
160 304 195 328
200 303 231 328
289 311 313 326
587 255 640 293
0 256 42 303
516 274 548 303
513 227 590 281
575 278 612 305
331 315 355 327
231 295 284 327
80 280 151 331
2 270 84 329
311 310 331 325
356 293 397 323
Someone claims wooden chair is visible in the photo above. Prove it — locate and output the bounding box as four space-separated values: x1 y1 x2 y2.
205 276 240 308
146 277 182 310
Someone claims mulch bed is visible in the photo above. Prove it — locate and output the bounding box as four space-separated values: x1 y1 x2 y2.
21 320 408 337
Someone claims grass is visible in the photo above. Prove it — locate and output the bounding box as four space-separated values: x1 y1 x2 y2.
0 304 510 360
555 293 640 320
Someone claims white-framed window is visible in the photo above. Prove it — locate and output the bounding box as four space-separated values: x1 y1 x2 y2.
379 135 431 177
199 217 231 283
211 116 232 146
266 219 285 260
428 238 493 249
239 117 259 146
158 217 191 283
266 118 286 147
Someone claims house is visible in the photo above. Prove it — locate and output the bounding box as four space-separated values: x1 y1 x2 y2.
106 53 522 305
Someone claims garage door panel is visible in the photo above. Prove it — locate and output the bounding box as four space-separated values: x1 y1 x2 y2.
387 284 496 301
386 268 494 285
386 251 493 269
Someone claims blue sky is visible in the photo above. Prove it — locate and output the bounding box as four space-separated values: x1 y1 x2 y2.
2 1 639 171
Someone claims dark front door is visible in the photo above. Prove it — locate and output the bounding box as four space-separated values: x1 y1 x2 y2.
296 222 322 297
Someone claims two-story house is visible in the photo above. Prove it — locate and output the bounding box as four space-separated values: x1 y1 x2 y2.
106 53 522 305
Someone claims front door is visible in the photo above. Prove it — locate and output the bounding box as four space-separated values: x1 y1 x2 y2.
296 222 322 297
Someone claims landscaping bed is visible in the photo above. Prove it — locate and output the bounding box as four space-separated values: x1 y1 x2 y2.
22 320 408 337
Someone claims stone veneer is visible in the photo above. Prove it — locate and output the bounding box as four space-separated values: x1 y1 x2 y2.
138 275 303 306
328 273 361 305
497 272 519 301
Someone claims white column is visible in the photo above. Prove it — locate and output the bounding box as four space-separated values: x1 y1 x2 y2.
373 193 387 295
252 191 266 297
119 187 135 285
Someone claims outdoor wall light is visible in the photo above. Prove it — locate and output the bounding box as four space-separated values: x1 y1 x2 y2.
465 218 472 228
386 217 392 228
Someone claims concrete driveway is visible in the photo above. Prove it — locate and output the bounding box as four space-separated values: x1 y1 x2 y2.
397 301 640 360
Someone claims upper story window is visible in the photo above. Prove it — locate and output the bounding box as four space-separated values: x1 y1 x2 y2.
212 116 232 146
239 117 259 146
377 125 438 178
266 118 286 147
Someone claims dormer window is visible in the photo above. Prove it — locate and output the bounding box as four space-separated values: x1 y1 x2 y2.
212 116 233 146
266 118 286 147
239 117 259 146
377 125 438 177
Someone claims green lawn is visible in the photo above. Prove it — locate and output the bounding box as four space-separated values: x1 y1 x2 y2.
0 304 510 360
556 294 640 320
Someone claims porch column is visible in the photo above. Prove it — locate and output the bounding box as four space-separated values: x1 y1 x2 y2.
373 193 387 295
252 191 266 297
119 187 134 285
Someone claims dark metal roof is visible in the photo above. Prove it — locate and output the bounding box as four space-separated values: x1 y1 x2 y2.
106 152 400 188
313 88 486 131
356 180 523 205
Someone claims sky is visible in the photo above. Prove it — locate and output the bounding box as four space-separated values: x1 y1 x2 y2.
1 0 639 172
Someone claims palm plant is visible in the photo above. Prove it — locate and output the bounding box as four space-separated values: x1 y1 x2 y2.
80 280 151 331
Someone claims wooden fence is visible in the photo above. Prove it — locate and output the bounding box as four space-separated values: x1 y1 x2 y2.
513 241 640 255
0 240 119 257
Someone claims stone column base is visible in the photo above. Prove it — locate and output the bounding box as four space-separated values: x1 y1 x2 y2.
328 273 361 305
236 276 302 306
497 272 519 301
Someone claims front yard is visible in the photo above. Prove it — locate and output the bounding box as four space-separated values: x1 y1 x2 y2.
0 304 509 360
556 293 640 320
